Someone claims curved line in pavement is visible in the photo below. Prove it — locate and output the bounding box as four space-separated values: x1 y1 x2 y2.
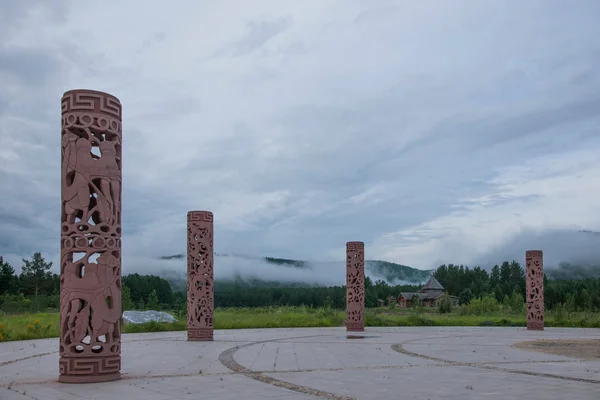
392 342 600 385
0 335 184 370
218 334 357 400
0 351 57 368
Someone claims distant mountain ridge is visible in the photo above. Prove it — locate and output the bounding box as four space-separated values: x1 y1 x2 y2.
545 262 600 280
154 247 599 293
158 253 431 285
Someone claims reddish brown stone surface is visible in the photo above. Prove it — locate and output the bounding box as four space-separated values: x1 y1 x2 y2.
346 241 365 332
526 250 544 331
187 211 214 341
59 89 123 383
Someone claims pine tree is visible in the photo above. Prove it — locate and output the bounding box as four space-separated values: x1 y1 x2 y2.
437 293 453 314
122 286 136 311
459 288 473 305
0 259 16 294
20 252 52 298
147 289 160 310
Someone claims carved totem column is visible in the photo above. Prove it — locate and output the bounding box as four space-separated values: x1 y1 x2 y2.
346 241 365 332
525 250 544 331
59 90 122 383
187 211 214 341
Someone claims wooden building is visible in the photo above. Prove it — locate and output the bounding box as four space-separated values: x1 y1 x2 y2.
396 276 458 308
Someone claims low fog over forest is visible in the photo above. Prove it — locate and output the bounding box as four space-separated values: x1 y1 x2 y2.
472 229 600 280
3 229 597 287
155 254 431 290
143 229 600 288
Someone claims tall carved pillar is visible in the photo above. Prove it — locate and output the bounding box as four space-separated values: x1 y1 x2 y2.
59 90 122 383
346 241 365 332
187 211 214 341
526 250 544 331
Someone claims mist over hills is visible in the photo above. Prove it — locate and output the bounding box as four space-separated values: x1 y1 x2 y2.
152 229 600 291
472 229 600 280
156 253 432 292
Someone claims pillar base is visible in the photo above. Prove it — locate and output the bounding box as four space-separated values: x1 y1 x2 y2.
59 372 121 384
527 322 544 331
58 356 121 384
346 322 365 332
188 328 213 341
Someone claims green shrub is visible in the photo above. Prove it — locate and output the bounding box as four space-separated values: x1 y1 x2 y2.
365 311 390 327
437 293 453 314
459 288 473 305
466 295 500 315
503 290 525 314
407 314 435 326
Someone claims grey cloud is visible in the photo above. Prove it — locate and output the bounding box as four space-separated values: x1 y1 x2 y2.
0 208 36 230
472 229 600 272
211 16 294 58
233 16 293 56
0 98 8 115
136 32 168 54
3 1 600 276
0 0 69 38
128 96 201 122
0 47 61 85
154 46 600 262
461 96 600 151
353 5 401 24
279 41 307 57
570 70 597 87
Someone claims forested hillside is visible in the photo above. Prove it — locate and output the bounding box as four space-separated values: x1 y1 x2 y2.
1 252 599 314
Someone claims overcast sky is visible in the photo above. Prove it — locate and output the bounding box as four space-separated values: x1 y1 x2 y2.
1 0 600 275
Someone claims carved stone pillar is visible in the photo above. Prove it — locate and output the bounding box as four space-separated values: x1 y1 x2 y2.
59 89 122 383
346 241 365 332
526 250 544 331
187 211 214 341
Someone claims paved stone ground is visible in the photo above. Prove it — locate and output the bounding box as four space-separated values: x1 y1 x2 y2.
0 327 599 399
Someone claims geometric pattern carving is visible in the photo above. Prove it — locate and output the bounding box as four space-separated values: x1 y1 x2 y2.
59 89 122 383
346 241 365 332
187 211 214 341
58 356 121 383
525 250 544 331
188 328 214 340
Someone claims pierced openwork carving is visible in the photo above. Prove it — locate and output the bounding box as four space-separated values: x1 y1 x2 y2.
526 250 544 331
187 211 214 341
59 89 122 383
346 241 365 332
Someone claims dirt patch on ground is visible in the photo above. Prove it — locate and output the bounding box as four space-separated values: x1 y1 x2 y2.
513 339 600 360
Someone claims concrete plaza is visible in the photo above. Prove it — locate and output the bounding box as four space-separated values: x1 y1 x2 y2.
1 327 598 399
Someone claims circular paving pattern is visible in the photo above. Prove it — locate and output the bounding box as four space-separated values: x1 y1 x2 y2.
1 327 599 400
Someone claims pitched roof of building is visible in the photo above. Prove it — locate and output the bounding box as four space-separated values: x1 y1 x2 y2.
400 292 416 300
397 276 447 302
419 275 444 291
399 291 444 300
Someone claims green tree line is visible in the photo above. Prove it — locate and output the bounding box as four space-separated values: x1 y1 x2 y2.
1 253 599 313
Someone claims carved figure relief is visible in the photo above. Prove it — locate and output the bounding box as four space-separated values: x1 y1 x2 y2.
526 250 544 331
187 211 214 341
59 90 122 383
346 241 365 332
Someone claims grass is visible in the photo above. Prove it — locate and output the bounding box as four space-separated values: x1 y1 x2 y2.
0 306 598 342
